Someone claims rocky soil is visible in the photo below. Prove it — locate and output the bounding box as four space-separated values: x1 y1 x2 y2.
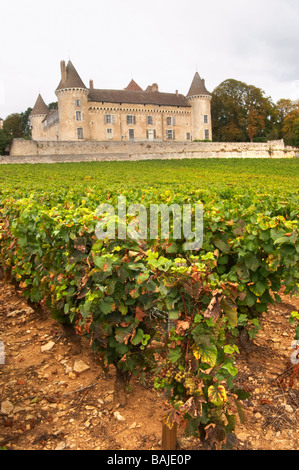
0 279 298 451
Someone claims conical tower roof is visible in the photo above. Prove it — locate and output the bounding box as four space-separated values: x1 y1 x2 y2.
30 94 49 116
56 60 87 90
187 72 211 97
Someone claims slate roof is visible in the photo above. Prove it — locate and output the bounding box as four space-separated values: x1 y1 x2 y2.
30 94 49 116
42 108 59 125
56 60 87 90
88 88 190 107
125 79 143 91
187 72 211 97
54 60 207 107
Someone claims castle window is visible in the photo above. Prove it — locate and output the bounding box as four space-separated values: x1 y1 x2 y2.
147 116 154 125
107 128 113 139
127 115 136 125
166 116 175 126
75 100 81 106
77 128 84 139
167 129 175 140
186 132 191 140
204 114 208 124
129 129 134 141
76 111 82 121
105 114 115 124
204 129 210 140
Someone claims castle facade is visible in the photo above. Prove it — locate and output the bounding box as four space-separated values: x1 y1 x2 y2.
30 61 212 143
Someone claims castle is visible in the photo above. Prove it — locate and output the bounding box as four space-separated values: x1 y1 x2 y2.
29 60 212 143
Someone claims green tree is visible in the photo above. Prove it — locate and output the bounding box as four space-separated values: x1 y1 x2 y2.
20 107 32 139
0 129 12 155
282 106 299 146
3 113 24 138
48 101 58 110
2 107 34 144
211 79 276 142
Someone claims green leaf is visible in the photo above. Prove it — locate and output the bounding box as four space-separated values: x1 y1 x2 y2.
224 344 238 355
245 255 260 272
233 388 251 400
131 328 144 345
115 342 129 356
100 296 114 314
118 302 128 316
249 279 267 297
240 291 256 307
221 362 238 376
214 238 229 252
274 235 295 245
168 309 180 320
168 347 182 363
235 264 250 281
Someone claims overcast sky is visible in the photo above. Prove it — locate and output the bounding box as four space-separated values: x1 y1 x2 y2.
0 0 298 119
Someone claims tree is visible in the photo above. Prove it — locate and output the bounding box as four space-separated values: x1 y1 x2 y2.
211 79 277 142
247 106 265 142
0 129 12 155
3 113 24 138
282 106 299 146
20 107 32 139
48 101 58 110
211 82 247 142
276 98 298 123
1 107 33 144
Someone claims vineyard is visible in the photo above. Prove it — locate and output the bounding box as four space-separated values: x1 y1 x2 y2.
0 157 298 450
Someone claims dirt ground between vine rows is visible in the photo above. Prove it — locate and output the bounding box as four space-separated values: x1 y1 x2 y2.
0 278 298 451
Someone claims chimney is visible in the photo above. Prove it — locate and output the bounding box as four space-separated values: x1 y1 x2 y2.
60 60 67 82
152 83 159 92
176 90 178 96
89 79 94 89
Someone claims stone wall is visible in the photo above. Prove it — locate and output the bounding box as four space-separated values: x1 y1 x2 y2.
5 138 298 163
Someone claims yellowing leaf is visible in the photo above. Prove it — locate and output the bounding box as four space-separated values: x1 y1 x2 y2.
208 385 227 406
193 345 217 367
221 298 238 328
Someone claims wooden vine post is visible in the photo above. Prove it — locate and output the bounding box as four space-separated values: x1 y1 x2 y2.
162 423 177 450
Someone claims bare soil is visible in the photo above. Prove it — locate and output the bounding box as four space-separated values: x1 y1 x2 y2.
0 279 298 451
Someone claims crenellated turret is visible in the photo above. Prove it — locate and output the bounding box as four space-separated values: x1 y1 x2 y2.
186 72 212 141
55 60 90 141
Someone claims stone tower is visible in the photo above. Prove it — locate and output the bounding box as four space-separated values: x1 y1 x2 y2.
55 60 90 141
29 94 49 140
186 72 212 141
